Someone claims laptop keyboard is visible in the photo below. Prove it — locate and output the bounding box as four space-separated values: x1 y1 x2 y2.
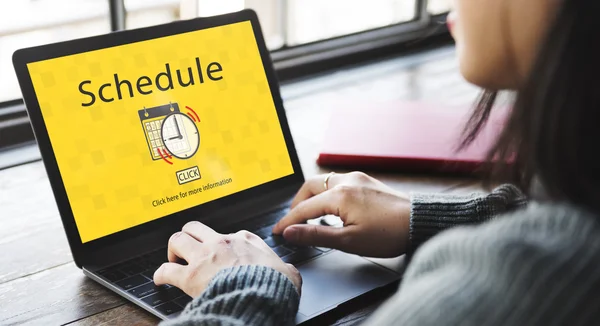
96 208 331 316
97 249 190 316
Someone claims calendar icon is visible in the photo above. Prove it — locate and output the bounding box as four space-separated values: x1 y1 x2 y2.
138 103 180 160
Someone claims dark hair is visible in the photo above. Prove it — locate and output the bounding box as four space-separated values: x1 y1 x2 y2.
460 0 600 212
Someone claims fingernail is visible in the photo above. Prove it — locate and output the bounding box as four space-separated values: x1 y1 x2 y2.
283 226 299 242
153 266 161 282
170 232 181 241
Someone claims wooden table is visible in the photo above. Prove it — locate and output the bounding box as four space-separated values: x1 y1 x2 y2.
0 46 483 325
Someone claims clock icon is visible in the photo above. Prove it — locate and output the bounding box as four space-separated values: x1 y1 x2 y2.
160 112 200 160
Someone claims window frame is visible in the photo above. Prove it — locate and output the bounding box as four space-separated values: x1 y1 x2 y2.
0 0 451 163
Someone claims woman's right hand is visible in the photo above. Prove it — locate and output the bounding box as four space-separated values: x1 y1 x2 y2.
272 172 411 258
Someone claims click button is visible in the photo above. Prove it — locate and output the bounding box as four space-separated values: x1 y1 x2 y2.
176 166 201 185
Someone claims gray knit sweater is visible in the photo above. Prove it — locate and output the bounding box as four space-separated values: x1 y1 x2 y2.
162 184 600 325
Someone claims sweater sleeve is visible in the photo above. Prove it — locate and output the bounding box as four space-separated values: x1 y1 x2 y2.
408 183 526 255
160 265 299 326
363 203 600 326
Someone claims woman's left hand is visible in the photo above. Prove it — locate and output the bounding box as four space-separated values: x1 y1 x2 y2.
153 221 302 298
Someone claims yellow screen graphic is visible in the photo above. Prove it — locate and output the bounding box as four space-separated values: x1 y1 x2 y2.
27 21 294 243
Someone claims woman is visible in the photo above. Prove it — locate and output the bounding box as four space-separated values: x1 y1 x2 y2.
154 0 600 324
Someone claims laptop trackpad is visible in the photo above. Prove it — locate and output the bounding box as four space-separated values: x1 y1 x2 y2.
296 250 399 318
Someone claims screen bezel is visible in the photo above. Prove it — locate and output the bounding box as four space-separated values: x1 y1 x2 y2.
12 9 304 267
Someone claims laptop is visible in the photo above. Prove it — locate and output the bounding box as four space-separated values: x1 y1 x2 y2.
12 9 401 324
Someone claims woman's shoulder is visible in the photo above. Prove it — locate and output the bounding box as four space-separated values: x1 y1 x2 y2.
396 202 600 324
374 202 600 326
489 201 600 238
437 201 600 246
408 201 600 281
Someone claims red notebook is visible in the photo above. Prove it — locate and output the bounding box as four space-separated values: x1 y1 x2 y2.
316 101 508 174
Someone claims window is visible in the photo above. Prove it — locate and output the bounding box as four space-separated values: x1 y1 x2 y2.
428 0 452 15
0 0 110 103
121 0 433 50
125 0 182 29
0 0 451 158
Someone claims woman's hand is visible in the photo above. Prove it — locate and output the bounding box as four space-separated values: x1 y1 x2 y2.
272 172 410 258
154 221 302 298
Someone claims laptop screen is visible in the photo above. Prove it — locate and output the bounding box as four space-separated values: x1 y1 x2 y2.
26 21 295 243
